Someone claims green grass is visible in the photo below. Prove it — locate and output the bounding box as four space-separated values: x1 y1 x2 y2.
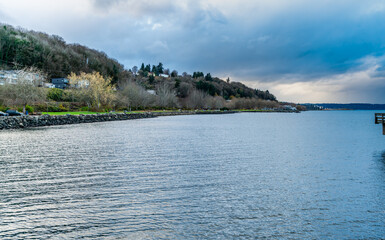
41 110 176 115
234 109 273 112
41 109 238 116
42 111 105 115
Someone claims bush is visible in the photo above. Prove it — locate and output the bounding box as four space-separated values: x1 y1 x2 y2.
149 75 155 84
25 105 34 114
174 79 181 88
33 103 71 112
80 106 89 111
58 104 69 112
47 88 65 101
0 105 9 112
47 106 60 112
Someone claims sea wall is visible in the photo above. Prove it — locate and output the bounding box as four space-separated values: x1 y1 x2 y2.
0 111 236 130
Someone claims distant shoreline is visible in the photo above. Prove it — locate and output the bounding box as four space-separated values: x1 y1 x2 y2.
0 110 301 130
0 111 230 130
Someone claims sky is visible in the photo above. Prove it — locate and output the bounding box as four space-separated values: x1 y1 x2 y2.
1 0 385 103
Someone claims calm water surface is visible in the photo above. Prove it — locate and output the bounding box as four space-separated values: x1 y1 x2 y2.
0 111 384 239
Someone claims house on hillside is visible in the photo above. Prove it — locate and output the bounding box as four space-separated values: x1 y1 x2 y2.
0 70 45 86
51 78 70 89
44 83 55 88
72 79 90 89
159 74 169 78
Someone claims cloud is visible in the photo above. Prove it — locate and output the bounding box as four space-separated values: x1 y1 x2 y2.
245 55 385 103
90 0 179 18
1 0 385 102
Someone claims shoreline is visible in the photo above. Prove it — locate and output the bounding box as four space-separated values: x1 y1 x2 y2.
0 109 301 130
0 111 237 130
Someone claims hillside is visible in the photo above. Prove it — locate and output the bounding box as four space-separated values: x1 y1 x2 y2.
0 23 278 109
0 24 124 84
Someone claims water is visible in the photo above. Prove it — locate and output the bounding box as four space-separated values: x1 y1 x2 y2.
0 111 384 239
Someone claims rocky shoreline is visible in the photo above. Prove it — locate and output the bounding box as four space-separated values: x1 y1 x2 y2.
0 111 237 130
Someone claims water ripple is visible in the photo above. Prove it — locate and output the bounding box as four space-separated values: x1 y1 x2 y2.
0 112 385 239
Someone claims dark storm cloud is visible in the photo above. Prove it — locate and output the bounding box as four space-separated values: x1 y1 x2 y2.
86 1 385 81
2 0 385 102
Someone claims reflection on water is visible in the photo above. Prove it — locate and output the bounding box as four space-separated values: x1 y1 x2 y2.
0 111 385 239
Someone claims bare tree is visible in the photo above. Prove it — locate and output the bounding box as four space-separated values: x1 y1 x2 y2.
206 96 225 109
177 82 192 98
156 83 178 108
132 66 138 75
118 81 155 109
184 89 208 109
0 68 46 113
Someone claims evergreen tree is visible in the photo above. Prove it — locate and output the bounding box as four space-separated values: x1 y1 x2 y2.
205 73 212 81
149 75 155 84
152 65 157 74
193 72 204 78
171 70 178 77
156 62 164 75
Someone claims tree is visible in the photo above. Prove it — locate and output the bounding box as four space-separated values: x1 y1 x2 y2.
174 79 181 88
227 77 230 83
163 68 170 75
68 72 115 111
149 75 155 84
132 66 138 75
0 68 46 113
205 73 212 81
156 83 178 108
140 63 145 71
47 88 65 101
156 62 164 75
171 70 178 77
177 82 191 98
196 80 219 96
145 64 151 72
184 90 207 109
210 96 225 109
193 72 204 78
0 24 124 83
117 81 155 110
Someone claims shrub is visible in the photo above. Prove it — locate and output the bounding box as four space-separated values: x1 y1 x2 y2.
149 75 155 84
174 79 181 88
58 104 69 112
0 105 9 112
25 105 34 114
47 88 65 101
80 106 89 111
47 106 60 112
